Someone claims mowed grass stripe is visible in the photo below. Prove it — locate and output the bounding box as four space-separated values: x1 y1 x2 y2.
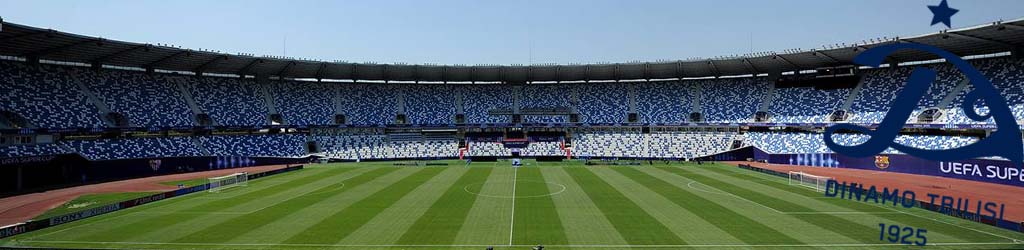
395 167 494 244
542 167 628 245
588 167 743 245
69 167 355 242
512 167 568 245
283 167 447 244
453 164 515 245
665 166 879 243
170 167 401 243
563 167 684 245
709 165 1008 242
613 167 800 244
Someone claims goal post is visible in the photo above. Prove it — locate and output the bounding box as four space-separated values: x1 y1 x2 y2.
208 172 248 193
788 171 833 192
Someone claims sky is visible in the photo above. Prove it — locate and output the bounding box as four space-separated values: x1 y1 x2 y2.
0 0 1022 65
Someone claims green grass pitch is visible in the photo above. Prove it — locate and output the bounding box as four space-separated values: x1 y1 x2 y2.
2 160 1023 249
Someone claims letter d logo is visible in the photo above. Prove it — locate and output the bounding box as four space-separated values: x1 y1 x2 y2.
824 43 1023 165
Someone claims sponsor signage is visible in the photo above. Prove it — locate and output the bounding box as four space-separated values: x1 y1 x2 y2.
49 204 121 226
766 153 1024 188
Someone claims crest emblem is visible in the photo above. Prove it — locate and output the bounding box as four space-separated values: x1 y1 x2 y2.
148 159 162 172
824 43 1023 165
874 155 890 169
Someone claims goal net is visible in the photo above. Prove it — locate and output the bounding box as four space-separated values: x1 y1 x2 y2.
788 171 833 192
208 172 248 193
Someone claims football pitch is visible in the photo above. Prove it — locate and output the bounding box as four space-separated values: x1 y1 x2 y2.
2 161 1023 249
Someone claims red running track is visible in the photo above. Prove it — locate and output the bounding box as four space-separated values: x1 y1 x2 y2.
0 165 288 227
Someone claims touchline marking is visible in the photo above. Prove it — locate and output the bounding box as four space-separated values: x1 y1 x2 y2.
26 168 358 241
508 166 518 246
17 240 1024 248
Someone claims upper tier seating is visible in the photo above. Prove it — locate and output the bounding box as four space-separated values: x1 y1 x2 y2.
769 87 850 123
271 81 336 126
80 70 194 127
0 62 106 128
848 64 964 123
183 77 268 126
404 85 457 125
2 56 1023 130
700 78 768 122
338 84 398 125
944 58 1024 124
635 81 693 124
576 83 628 123
520 84 572 123
459 85 512 124
61 137 203 160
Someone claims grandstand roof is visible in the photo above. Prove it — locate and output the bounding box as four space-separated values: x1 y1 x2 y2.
0 17 1022 83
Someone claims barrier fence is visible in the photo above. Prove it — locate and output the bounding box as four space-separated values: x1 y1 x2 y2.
0 165 304 240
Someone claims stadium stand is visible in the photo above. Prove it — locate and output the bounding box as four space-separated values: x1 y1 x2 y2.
520 84 572 123
768 87 850 123
848 64 964 123
2 55 1024 162
467 140 512 157
270 81 336 126
0 61 106 128
745 132 978 154
458 85 512 124
576 83 628 123
313 129 458 160
183 77 269 126
635 81 693 124
80 69 194 127
573 129 736 159
521 140 564 157
199 134 306 157
61 137 203 160
700 78 769 122
0 143 68 158
404 84 457 125
338 84 398 125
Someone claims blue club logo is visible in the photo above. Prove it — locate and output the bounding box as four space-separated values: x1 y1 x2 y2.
823 43 1023 165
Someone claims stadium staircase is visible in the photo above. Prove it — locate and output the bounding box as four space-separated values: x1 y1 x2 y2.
171 77 208 126
395 88 407 124
332 85 344 122
756 82 777 118
838 75 868 113
257 82 282 125
690 82 703 119
936 78 972 122
626 84 638 121
69 71 119 127
190 136 212 156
